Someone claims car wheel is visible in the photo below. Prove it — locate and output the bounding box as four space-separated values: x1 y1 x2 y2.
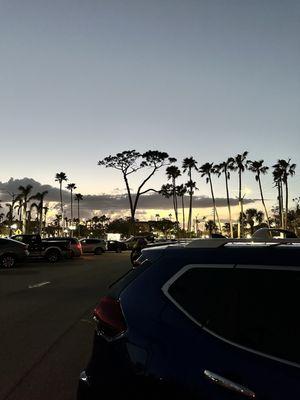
0 254 16 269
94 247 103 255
46 250 60 263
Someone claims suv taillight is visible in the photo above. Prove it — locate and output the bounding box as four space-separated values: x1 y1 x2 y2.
93 296 127 338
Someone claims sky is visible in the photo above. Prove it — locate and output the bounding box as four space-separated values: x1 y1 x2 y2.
0 0 300 210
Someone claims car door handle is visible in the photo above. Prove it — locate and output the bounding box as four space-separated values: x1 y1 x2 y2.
204 370 256 398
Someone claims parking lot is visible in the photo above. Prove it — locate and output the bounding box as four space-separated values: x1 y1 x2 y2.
0 252 131 400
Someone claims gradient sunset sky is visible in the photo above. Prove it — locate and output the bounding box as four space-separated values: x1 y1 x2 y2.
1 0 299 205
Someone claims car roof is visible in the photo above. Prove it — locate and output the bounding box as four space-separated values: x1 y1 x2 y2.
142 239 300 267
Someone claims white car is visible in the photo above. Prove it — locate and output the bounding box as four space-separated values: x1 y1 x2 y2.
80 238 107 255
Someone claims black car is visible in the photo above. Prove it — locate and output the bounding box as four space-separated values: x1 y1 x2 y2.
78 238 300 400
106 240 127 252
0 238 29 268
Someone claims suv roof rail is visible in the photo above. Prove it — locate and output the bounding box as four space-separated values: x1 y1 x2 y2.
185 238 300 249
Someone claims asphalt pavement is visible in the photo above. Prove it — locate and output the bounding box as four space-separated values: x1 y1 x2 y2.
0 252 131 400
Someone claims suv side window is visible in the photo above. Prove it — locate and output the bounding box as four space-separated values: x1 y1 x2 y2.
234 268 300 365
167 267 237 340
166 266 300 365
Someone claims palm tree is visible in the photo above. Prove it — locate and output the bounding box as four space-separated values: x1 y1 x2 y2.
215 158 235 237
247 160 270 228
66 183 77 222
185 180 197 233
273 159 296 229
14 198 23 226
272 166 284 228
43 205 49 229
245 208 265 235
234 152 249 237
15 185 33 234
176 184 187 231
160 184 173 199
5 192 17 235
205 220 217 236
6 203 14 225
182 157 198 233
55 172 68 229
74 193 83 235
29 190 48 235
166 166 181 224
199 162 221 232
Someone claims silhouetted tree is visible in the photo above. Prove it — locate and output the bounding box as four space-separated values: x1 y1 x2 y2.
29 190 48 235
166 165 181 224
99 150 176 227
15 184 33 234
182 157 198 233
247 160 270 227
234 152 248 237
176 184 187 231
66 183 77 222
55 172 68 229
273 159 296 229
215 158 235 237
199 162 221 231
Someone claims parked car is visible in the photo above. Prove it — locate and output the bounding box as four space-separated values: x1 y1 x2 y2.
78 238 300 400
0 237 29 268
123 235 154 250
106 240 127 252
11 234 72 262
43 237 82 257
80 238 106 255
252 227 298 239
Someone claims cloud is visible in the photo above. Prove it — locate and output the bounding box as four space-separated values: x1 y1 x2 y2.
0 178 259 218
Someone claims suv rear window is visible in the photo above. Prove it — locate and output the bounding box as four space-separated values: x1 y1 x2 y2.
167 266 300 365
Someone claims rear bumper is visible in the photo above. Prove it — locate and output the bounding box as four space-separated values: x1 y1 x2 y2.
77 332 194 400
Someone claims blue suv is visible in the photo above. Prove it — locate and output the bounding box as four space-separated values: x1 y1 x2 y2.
78 239 300 399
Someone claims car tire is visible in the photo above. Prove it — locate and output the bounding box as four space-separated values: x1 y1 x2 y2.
46 250 60 263
94 247 103 255
0 254 16 269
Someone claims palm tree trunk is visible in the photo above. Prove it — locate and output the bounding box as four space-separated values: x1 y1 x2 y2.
209 177 221 232
188 168 192 234
258 177 270 228
181 196 185 231
285 180 288 229
277 183 282 227
238 171 243 238
77 200 81 237
173 178 178 224
39 200 43 235
280 181 284 228
70 189 73 221
59 182 64 232
225 174 233 238
23 201 27 234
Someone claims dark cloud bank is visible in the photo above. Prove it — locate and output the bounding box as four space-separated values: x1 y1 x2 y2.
0 178 258 215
